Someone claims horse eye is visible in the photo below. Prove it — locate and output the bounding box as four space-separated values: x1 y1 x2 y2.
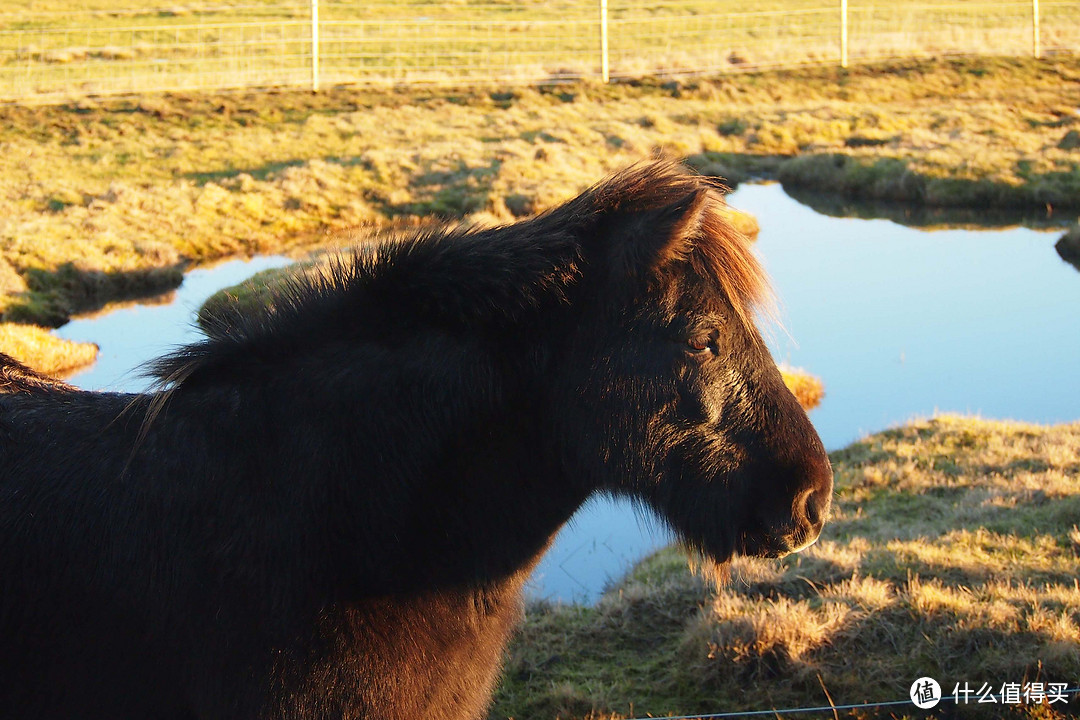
686 336 712 353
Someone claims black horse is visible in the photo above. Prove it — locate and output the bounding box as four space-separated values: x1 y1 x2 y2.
0 161 832 720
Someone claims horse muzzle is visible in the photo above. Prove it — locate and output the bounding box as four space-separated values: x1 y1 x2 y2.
738 480 832 559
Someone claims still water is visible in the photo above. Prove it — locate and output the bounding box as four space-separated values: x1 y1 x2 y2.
56 256 295 391
54 184 1080 604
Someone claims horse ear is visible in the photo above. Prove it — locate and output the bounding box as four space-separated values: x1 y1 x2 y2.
608 189 709 279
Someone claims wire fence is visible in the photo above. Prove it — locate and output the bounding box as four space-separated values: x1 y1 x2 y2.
0 0 1077 103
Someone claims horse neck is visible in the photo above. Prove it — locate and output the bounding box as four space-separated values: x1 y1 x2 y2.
222 341 589 602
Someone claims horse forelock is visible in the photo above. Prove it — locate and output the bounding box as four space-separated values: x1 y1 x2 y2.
582 160 775 331
692 195 776 331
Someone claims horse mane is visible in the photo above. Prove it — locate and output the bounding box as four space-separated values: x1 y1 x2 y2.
147 160 771 396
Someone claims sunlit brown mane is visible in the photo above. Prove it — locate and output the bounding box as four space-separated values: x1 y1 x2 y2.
583 161 775 330
693 190 776 330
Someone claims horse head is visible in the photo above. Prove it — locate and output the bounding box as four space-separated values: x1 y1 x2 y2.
544 162 833 568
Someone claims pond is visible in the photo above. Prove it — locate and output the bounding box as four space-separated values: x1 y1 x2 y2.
54 183 1080 604
56 256 295 392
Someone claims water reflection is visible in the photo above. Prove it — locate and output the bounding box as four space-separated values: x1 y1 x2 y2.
783 184 1070 231
744 183 1080 451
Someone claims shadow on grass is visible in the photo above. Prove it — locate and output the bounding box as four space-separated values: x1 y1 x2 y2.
181 154 504 223
684 603 1077 715
388 157 504 219
182 155 371 186
497 567 1079 719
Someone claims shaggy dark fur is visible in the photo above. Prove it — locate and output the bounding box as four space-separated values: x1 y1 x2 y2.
0 161 832 720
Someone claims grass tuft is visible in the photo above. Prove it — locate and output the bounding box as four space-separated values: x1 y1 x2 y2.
0 322 97 376
780 366 825 411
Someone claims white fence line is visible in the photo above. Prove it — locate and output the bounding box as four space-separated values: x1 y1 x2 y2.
0 0 1076 103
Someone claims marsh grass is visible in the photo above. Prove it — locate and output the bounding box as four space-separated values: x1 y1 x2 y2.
3 56 1079 328
779 366 824 411
2 55 1078 332
0 322 97 375
492 416 1080 719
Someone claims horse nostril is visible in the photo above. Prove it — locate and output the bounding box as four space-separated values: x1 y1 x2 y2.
805 494 820 526
803 487 830 528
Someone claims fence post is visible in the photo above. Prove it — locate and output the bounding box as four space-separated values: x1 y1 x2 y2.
840 0 848 68
1032 0 1040 58
599 0 609 83
311 0 320 92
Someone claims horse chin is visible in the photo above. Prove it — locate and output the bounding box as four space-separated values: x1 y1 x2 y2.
737 530 820 560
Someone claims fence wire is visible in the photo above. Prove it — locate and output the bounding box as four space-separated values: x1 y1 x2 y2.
0 0 1077 102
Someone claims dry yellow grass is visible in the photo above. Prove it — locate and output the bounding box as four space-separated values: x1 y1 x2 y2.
780 366 825 411
494 416 1080 719
6 0 1074 101
718 206 760 241
0 322 97 376
1 56 1077 326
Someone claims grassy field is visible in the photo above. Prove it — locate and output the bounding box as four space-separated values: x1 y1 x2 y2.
491 416 1080 719
1 54 1078 337
0 29 1075 716
4 0 1076 99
